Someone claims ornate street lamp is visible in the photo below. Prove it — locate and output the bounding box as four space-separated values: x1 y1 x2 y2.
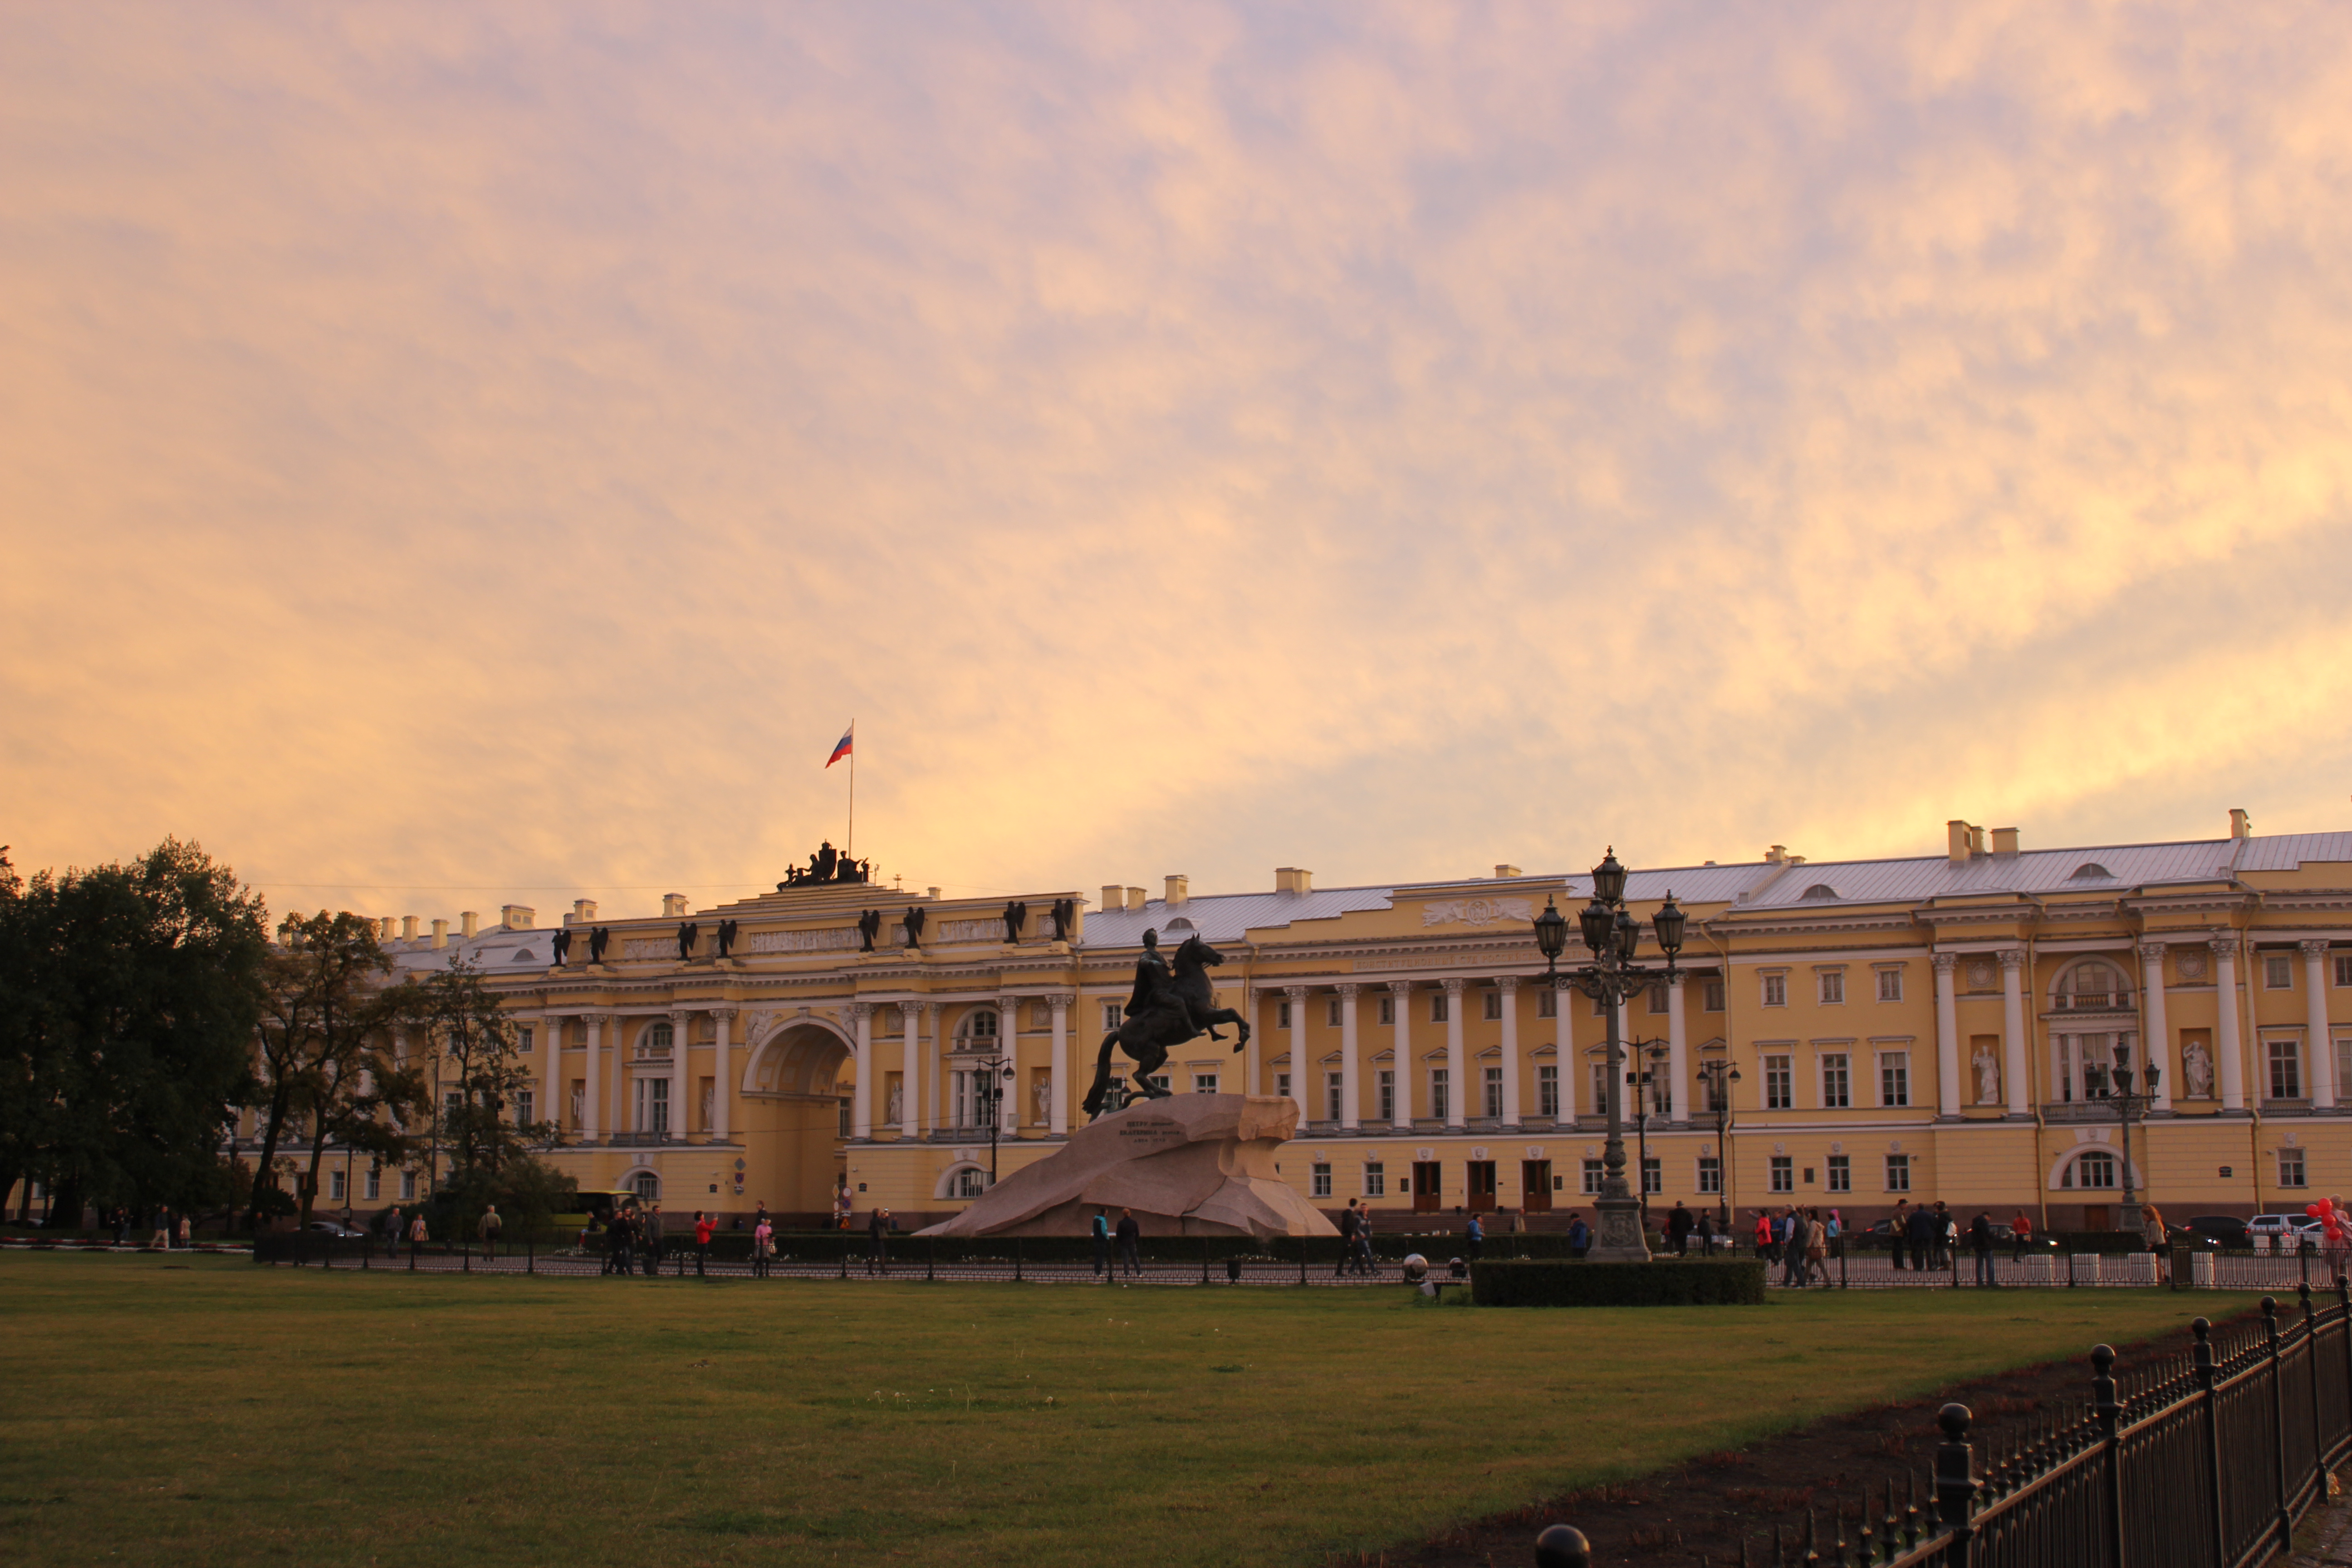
1697 1058 1742 1231
971 1055 1019 1185
1531 857 1686 1262
1627 1040 1668 1228
2085 1048 2160 1233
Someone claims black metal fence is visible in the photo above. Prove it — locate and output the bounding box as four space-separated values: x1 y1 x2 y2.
1533 1284 2352 1568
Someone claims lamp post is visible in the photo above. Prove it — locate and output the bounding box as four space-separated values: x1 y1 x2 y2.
1696 1058 1742 1232
970 1054 1019 1185
1627 1040 1667 1229
2085 1047 2160 1233
1532 850 1687 1263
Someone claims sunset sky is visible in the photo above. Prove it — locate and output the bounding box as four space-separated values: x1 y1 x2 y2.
6 3 2351 924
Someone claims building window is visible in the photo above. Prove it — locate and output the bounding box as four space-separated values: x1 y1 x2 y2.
633 1171 662 1202
1703 979 1726 1012
364 1166 381 1200
1483 991 1503 1022
1378 995 1396 1026
1196 1073 1221 1095
641 1019 674 1059
2280 1149 2309 1189
1276 1073 1291 1102
1363 1161 1386 1198
1642 1156 1661 1195
1697 1155 1721 1194
1647 984 1669 1015
2336 954 2352 989
2062 1151 2117 1190
839 1097 852 1138
1144 1074 1170 1095
2056 962 2130 1012
2268 1040 2303 1101
1821 1053 1850 1109
329 1169 346 1202
1277 1000 1293 1029
1538 1064 1559 1119
1102 1003 1122 1031
1537 989 1558 1018
1430 1068 1450 1121
1377 1069 1396 1122
1877 969 1903 1003
1581 1159 1604 1194
1482 1066 1504 1118
1762 974 1788 1007
1884 1154 1911 1193
1880 1051 1911 1108
2266 954 2295 990
1764 1054 1793 1110
515 1089 534 1127
954 1168 987 1199
1826 1155 1851 1192
2339 1038 2352 1103
1327 997 1343 1027
1431 993 1450 1024
1311 1162 1333 1199
1324 1073 1343 1119
1819 970 1845 1005
1590 1063 1611 1114
1769 1156 1793 1193
400 1170 417 1200
519 1026 534 1053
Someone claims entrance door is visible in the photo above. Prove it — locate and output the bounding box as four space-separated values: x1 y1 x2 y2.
2082 1204 2112 1231
1521 1160 1553 1213
1466 1161 1499 1212
1411 1161 1443 1213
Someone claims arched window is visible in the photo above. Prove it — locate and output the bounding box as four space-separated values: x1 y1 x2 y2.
2069 862 2114 881
632 1171 662 1202
638 1020 674 1059
953 1009 1000 1050
2054 962 2130 1011
2059 1150 2117 1190
953 1168 988 1199
1800 883 1842 902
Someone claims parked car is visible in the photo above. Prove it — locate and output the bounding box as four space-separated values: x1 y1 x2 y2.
2248 1212 2325 1237
304 1219 369 1240
2180 1215 2253 1250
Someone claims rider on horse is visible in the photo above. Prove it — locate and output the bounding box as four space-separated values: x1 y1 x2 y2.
1127 929 1209 1040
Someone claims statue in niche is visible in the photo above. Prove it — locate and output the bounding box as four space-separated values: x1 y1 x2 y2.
1032 1073 1051 1126
1972 1044 2000 1104
1048 897 1076 942
676 921 699 961
885 1082 903 1125
715 919 738 959
587 926 610 964
699 1083 713 1130
550 927 572 966
1004 899 1029 943
902 906 927 948
2183 1040 2214 1099
857 909 883 952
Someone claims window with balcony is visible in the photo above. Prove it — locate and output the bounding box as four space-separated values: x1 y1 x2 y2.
1275 1072 1290 1102
1429 1068 1450 1121
2054 961 2131 1012
1377 1069 1395 1122
1324 1073 1343 1120
1764 1054 1793 1110
1483 1066 1504 1118
1591 1063 1611 1114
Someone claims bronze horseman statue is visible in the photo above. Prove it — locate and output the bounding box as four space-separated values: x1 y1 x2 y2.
1080 928 1250 1119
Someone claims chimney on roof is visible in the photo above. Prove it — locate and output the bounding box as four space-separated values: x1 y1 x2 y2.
402 916 418 941
378 916 395 942
571 899 597 925
1102 884 1124 912
1991 827 2019 858
1124 886 1146 911
1947 821 1970 864
2230 807 2253 841
431 918 448 950
1494 864 1522 878
460 911 479 940
1164 875 1189 907
503 904 534 930
927 886 942 901
1765 845 1786 865
662 893 686 918
1275 867 1313 896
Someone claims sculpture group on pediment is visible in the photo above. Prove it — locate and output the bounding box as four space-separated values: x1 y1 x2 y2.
778 840 872 889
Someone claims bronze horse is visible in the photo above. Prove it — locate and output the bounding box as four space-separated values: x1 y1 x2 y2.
1082 933 1250 1117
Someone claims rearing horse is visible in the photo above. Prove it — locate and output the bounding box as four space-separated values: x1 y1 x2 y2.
1082 933 1250 1117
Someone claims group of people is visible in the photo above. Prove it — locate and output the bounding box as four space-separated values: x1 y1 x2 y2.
106 1207 192 1250
593 1203 719 1276
1750 1207 1837 1287
1334 1200 1378 1276
1088 1209 1144 1278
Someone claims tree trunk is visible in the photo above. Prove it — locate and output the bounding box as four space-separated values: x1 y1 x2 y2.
246 1087 293 1233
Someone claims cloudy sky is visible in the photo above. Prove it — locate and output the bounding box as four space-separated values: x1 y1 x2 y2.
6 3 2351 922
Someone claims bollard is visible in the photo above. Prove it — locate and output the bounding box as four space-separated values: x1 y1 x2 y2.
1532 1523 1590 1568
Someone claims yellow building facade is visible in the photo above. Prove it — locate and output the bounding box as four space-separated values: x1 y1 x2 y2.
377 809 2352 1234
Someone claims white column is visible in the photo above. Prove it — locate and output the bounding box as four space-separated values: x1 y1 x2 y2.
1933 953 1961 1117
1664 974 1687 1125
902 1004 921 1138
998 995 1021 1130
851 1002 874 1140
1443 978 1466 1129
582 1014 603 1140
1499 976 1522 1127
1285 985 1310 1122
2304 941 2335 1110
2214 935 2246 1112
2138 944 2172 1112
1555 980 1575 1118
1337 983 1361 1131
1048 994 1071 1136
1389 981 1414 1129
539 1014 563 1137
1999 951 2030 1117
924 1004 943 1135
667 1010 690 1143
711 1008 733 1142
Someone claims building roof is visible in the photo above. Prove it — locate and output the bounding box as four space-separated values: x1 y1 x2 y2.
1734 834 2323 911
1077 884 1400 946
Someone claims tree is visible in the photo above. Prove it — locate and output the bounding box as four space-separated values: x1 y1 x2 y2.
0 839 268 1226
387 957 554 1235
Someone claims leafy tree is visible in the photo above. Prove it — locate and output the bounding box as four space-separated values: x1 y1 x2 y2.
0 839 268 1225
387 957 555 1236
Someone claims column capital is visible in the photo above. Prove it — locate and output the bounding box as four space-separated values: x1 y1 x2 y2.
921 1001 942 1020
1334 981 1362 998
667 1007 691 1024
2208 931 2240 956
709 1005 736 1022
1932 952 1959 975
1045 992 1075 1009
1441 976 1466 995
1284 983 1310 1001
848 1001 874 1020
1658 971 1680 991
996 994 1021 1013
1998 949 2026 971
2301 939 2333 959
1387 978 1414 996
2137 942 2171 964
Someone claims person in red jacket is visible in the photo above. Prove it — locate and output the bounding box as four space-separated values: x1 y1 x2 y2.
693 1211 715 1277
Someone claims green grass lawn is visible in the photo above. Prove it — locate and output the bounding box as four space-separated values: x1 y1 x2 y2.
0 1254 2254 1567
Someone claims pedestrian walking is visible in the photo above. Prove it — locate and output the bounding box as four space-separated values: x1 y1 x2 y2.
2141 1202 2170 1282
1754 1210 1777 1264
1781 1208 1810 1288
407 1211 428 1268
1667 1202 1695 1256
1465 1212 1485 1261
112 1207 130 1246
176 1213 192 1249
1695 1210 1716 1253
149 1208 172 1251
1890 1199 1911 1270
1969 1211 1998 1286
1114 1208 1142 1278
752 1216 774 1278
866 1207 891 1275
1091 1209 1110 1279
693 1210 714 1277
2009 1210 2033 1260
611 1213 635 1277
644 1205 666 1272
1804 1208 1832 1287
1935 1202 1956 1270
480 1204 502 1258
1566 1212 1591 1259
1336 1200 1362 1277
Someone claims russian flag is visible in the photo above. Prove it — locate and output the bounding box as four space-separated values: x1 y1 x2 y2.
826 724 854 767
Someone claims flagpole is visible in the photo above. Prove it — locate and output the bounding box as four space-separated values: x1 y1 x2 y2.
846 720 855 861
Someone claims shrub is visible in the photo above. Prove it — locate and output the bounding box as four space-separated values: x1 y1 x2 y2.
1470 1259 1766 1307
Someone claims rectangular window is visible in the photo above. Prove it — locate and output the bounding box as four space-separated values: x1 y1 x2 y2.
1430 1068 1450 1121
1879 1051 1911 1107
400 1170 417 1201
1703 978 1726 1013
2281 1149 2308 1189
519 1026 534 1053
1821 1053 1850 1109
1819 970 1845 1005
1827 1155 1851 1193
1324 1072 1343 1120
1769 1156 1793 1193
329 1169 346 1202
2268 1039 2303 1101
1482 1065 1504 1117
515 1089 534 1127
1537 989 1558 1019
1377 1069 1395 1122
1884 1154 1911 1193
1431 993 1450 1024
1195 1073 1220 1095
839 1097 853 1138
1362 1161 1386 1198
1877 969 1903 1003
1697 1155 1721 1194
1581 1159 1604 1194
2337 954 2352 989
1642 1156 1661 1195
1483 990 1503 1022
1764 1054 1793 1110
1591 1063 1611 1115
1275 1072 1290 1102
1102 1003 1122 1032
1327 998 1342 1027
1538 1064 1559 1119
1762 973 1788 1008
1378 995 1396 1026
1144 1074 1170 1096
1277 1000 1293 1029
1311 1162 1333 1199
2339 1038 2352 1104
2266 954 2294 990
364 1166 381 1200
1647 984 1669 1015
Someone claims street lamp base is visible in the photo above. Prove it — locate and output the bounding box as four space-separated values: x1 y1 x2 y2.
1589 1196 1652 1263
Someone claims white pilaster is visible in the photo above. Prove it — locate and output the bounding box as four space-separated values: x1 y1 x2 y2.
582 1014 603 1141
1336 983 1361 1131
1285 985 1310 1122
1498 977 1522 1127
902 1004 921 1139
667 1010 689 1143
2304 941 2335 1110
711 1008 733 1141
1999 951 2029 1117
1664 974 1687 1125
924 1004 943 1136
998 995 1021 1129
2138 944 2172 1113
1933 954 1961 1117
1048 994 1071 1136
1388 981 1413 1128
539 1014 563 1137
2214 936 2246 1112
1443 978 1466 1129
1555 980 1574 1118
851 1002 874 1140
